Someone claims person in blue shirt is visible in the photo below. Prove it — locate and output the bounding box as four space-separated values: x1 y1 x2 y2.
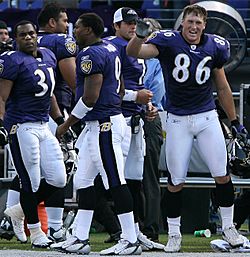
127 4 248 252
140 18 165 243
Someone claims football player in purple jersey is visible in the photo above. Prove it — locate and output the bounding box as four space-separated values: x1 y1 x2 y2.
127 4 248 252
104 7 163 251
37 2 78 242
0 3 78 244
37 2 77 113
51 13 142 255
0 21 66 247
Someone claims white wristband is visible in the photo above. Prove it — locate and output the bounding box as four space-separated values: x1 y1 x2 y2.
123 89 138 102
71 98 93 119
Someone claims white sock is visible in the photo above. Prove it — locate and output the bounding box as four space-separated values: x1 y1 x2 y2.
220 205 234 230
75 209 93 241
167 217 181 236
134 222 140 237
118 211 137 243
6 190 20 208
27 222 41 230
45 207 63 231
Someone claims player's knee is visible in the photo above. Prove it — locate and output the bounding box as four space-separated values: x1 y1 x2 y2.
74 178 93 190
214 175 230 184
167 183 184 193
47 173 66 188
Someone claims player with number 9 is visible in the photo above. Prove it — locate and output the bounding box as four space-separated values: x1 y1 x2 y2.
127 3 247 252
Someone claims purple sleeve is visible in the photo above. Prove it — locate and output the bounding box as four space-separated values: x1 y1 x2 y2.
56 35 77 61
0 53 18 81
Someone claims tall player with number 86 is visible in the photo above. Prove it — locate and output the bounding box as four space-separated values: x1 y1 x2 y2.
127 4 248 252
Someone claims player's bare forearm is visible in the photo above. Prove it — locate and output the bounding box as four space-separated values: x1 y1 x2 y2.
126 36 144 57
50 94 63 121
213 68 237 121
56 115 79 140
217 89 237 122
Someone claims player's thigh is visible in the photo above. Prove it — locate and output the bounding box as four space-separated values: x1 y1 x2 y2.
74 140 97 190
40 128 66 188
15 123 41 192
166 114 193 185
196 114 227 177
99 114 127 189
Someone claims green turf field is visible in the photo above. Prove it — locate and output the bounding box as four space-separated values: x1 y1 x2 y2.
0 233 222 252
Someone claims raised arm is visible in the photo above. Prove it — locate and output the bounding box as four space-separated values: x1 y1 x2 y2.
126 19 159 59
126 36 158 59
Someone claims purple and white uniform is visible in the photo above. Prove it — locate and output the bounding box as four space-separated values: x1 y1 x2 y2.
37 33 77 112
147 30 230 184
74 40 127 190
0 48 66 192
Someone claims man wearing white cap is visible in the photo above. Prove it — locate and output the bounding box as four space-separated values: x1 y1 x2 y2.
103 7 164 254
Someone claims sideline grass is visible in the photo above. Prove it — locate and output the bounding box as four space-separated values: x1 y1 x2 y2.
0 233 221 252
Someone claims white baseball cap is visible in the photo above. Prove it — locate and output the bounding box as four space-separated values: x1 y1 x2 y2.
113 7 138 23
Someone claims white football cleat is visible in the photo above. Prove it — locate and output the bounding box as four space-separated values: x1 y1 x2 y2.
222 226 244 247
164 234 182 253
137 232 164 251
30 229 52 248
4 204 27 243
100 239 142 255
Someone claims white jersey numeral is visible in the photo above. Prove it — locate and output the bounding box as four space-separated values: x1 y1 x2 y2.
138 58 146 85
34 67 55 97
172 54 212 85
115 56 121 93
172 54 190 83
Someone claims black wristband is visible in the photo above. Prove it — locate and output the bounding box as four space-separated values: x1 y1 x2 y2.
136 33 145 39
55 116 65 125
0 119 3 127
231 119 240 127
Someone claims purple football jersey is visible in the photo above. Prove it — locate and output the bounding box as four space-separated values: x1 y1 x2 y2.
75 40 122 121
146 30 230 115
0 48 57 129
105 36 146 117
37 33 77 108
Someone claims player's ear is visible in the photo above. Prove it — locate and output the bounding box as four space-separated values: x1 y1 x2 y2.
48 18 56 28
202 22 206 31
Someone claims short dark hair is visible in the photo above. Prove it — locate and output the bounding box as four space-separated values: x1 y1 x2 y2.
14 20 37 36
37 2 66 27
0 20 7 30
183 4 207 23
78 13 104 38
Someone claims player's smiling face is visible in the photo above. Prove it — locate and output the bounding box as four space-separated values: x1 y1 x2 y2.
181 12 206 44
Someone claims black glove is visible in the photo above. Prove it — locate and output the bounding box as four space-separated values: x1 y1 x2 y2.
0 119 8 146
231 119 248 140
136 19 152 39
